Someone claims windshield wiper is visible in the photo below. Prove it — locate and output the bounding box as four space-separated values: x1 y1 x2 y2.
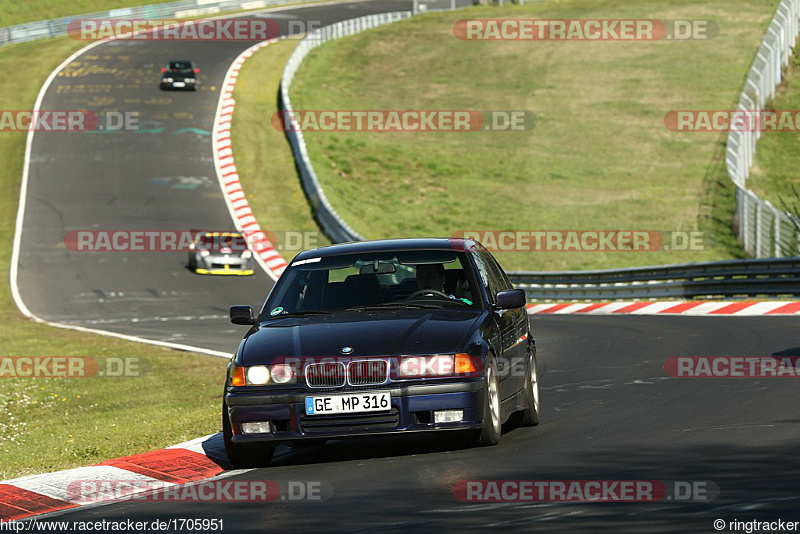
345 303 442 311
267 310 332 318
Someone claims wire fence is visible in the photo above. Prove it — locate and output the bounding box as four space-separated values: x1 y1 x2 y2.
727 0 800 257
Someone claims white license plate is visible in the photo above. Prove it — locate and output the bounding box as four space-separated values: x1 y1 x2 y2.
173 82 185 87
305 392 391 415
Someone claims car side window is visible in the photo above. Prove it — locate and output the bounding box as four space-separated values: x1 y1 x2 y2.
486 252 513 291
480 251 507 299
469 249 491 301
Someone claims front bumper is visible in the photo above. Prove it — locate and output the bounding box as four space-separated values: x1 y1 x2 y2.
194 256 254 276
225 380 485 444
160 81 196 90
196 266 254 276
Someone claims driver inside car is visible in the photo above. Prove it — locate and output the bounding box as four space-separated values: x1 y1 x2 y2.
416 263 446 293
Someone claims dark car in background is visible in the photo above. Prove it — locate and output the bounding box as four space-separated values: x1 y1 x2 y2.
188 231 255 276
160 60 198 90
222 238 539 467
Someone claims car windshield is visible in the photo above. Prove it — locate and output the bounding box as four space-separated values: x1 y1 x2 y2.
168 62 193 73
263 249 480 316
196 233 247 252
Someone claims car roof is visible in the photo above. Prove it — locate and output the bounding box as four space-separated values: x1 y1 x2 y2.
291 238 476 262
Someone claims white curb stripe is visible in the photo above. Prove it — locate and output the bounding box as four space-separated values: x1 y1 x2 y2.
527 301 800 316
6 466 167 504
628 302 681 314
211 37 287 282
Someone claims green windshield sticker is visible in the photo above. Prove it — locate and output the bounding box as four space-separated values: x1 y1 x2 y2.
270 307 284 316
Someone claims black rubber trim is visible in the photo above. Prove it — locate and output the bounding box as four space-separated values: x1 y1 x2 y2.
225 379 484 406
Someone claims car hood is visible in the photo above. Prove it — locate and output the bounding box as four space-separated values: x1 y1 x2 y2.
203 251 247 258
240 309 484 364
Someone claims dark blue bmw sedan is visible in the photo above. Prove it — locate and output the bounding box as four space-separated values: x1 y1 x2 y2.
222 238 540 467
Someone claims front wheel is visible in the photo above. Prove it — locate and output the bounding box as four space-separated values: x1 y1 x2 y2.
476 357 501 446
519 350 541 426
222 402 275 468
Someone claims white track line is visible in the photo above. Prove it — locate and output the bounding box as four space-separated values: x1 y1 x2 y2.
8 3 340 356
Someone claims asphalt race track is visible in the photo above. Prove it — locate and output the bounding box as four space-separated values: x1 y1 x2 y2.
37 315 800 531
14 0 800 531
16 0 425 354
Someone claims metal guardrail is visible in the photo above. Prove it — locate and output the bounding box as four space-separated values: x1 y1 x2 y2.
279 12 416 243
279 3 800 261
278 9 800 301
508 257 800 300
727 0 800 257
279 3 469 243
0 0 293 46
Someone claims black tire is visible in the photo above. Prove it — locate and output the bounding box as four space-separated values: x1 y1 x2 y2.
476 356 501 446
519 349 541 426
222 403 275 468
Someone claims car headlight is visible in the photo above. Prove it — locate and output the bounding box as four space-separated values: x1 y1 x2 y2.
241 250 252 260
398 355 453 377
270 364 294 384
200 250 210 257
185 78 196 83
246 366 270 385
396 353 479 378
163 77 173 83
231 364 297 386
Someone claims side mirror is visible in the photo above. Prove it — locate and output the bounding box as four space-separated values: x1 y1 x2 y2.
160 67 166 73
193 68 200 74
494 289 526 310
230 305 255 325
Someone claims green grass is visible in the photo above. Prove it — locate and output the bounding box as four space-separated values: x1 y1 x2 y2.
0 0 173 27
749 55 800 215
0 37 227 480
231 38 331 257
287 0 778 271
